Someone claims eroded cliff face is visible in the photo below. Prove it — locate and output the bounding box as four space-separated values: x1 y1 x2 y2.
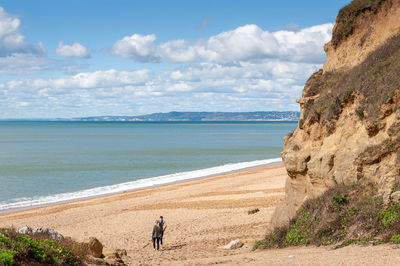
324 0 400 72
272 0 400 227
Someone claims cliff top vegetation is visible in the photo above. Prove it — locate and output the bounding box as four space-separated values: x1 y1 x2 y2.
332 0 386 48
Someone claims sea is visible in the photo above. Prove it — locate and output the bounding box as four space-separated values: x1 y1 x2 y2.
0 121 297 211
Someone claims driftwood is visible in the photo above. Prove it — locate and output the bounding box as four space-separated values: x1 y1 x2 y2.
247 208 260 215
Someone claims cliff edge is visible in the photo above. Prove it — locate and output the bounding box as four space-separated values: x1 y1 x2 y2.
273 0 400 227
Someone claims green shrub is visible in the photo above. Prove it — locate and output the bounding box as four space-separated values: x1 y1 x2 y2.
252 240 265 251
19 235 48 263
329 101 338 110
0 228 80 265
379 203 400 228
0 235 10 246
284 211 311 246
390 234 400 244
374 239 385 245
341 88 354 102
333 194 349 210
0 250 16 266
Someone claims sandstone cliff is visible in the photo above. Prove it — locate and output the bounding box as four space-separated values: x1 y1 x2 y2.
273 0 400 226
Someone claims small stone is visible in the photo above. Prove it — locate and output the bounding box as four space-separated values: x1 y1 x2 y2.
18 226 32 235
17 226 63 240
288 255 295 258
223 239 244 250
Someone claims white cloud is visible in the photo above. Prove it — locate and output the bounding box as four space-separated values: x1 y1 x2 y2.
111 34 159 62
56 41 90 58
25 69 152 90
0 59 320 118
0 54 52 75
112 23 333 64
0 18 331 117
0 6 86 76
0 7 45 56
0 6 53 76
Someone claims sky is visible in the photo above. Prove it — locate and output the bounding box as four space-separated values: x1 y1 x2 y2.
0 0 351 118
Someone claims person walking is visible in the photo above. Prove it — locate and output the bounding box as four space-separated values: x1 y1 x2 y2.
152 220 162 250
159 216 167 245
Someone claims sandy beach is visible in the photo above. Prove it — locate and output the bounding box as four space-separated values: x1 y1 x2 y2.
1 164 400 265
0 164 284 263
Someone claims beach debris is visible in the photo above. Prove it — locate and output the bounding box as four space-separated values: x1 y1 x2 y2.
288 255 295 258
223 239 244 250
18 226 64 240
248 208 260 215
83 237 103 258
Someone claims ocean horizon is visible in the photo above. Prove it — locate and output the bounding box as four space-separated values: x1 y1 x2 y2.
0 121 296 211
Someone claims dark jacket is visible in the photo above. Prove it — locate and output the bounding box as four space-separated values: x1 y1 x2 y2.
152 225 162 238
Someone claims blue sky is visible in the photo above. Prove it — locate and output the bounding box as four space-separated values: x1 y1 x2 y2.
0 0 350 118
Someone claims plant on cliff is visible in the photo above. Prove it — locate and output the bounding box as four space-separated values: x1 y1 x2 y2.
254 181 400 250
379 203 400 228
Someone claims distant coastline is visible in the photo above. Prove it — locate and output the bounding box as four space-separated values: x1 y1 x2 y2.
0 111 300 122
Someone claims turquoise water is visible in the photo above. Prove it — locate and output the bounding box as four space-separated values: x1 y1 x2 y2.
0 121 296 209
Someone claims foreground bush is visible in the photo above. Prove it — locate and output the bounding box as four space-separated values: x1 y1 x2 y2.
0 228 90 265
254 181 400 250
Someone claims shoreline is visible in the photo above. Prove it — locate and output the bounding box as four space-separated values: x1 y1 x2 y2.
0 160 282 215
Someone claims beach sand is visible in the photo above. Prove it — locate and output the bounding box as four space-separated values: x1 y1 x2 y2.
1 164 399 265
